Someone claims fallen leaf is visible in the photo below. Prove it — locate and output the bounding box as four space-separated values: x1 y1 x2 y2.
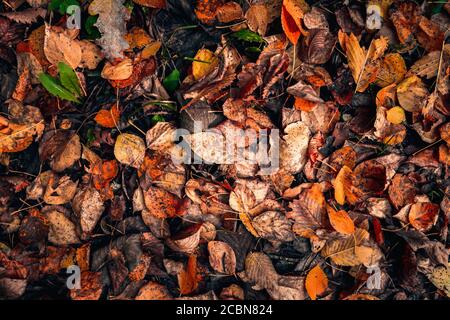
208 241 236 275
386 106 406 124
338 31 388 92
39 131 81 172
43 174 78 205
70 271 102 300
132 0 165 9
43 25 81 69
101 58 133 81
280 121 311 174
192 48 219 81
143 186 178 219
178 255 201 295
114 133 146 168
327 206 355 235
408 202 440 232
0 8 46 24
305 264 328 300
95 104 120 128
281 0 309 45
43 206 80 245
72 187 105 236
396 76 429 113
135 281 173 300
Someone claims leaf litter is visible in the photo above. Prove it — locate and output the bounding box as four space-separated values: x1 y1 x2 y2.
0 0 449 301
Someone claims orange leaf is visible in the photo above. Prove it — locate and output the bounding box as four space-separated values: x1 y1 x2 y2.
281 0 309 45
143 186 179 219
333 165 361 205
408 202 440 232
94 104 120 128
178 255 201 295
327 206 355 235
195 0 223 25
294 97 317 111
305 264 328 300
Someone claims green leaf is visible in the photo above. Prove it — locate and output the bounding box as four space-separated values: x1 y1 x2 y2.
245 46 262 54
58 62 82 96
86 128 95 146
151 115 165 124
85 15 101 39
163 69 180 94
49 0 79 15
49 0 63 12
38 73 80 103
230 29 266 44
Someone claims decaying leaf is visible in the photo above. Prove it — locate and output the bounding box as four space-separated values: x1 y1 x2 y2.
208 241 236 275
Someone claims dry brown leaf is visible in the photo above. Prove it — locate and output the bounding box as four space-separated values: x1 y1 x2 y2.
333 165 361 205
396 75 429 113
246 4 270 36
143 186 178 219
135 281 173 300
70 271 102 300
78 40 103 70
101 58 133 80
338 31 388 92
0 110 44 153
72 187 105 236
280 121 311 174
321 228 370 266
305 264 328 300
375 53 406 87
0 7 46 24
195 0 223 25
132 0 165 8
216 1 243 24
287 183 326 237
43 206 80 245
252 211 295 242
43 175 78 205
208 241 236 275
43 25 81 68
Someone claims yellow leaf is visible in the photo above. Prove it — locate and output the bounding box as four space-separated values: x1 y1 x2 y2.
338 31 389 92
333 165 360 205
192 48 218 80
375 53 407 87
113 133 145 168
386 106 405 124
305 264 328 300
239 212 260 238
